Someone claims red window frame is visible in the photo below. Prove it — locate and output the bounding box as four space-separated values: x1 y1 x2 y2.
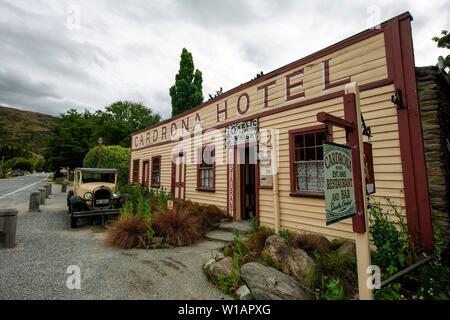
289 124 332 197
151 156 161 188
196 146 215 192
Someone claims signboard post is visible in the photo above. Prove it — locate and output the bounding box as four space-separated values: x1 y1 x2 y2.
345 82 372 300
317 82 373 300
324 142 356 225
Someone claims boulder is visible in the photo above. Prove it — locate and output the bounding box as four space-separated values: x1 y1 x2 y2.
240 262 313 300
261 235 315 285
203 257 233 284
236 285 252 300
336 241 356 257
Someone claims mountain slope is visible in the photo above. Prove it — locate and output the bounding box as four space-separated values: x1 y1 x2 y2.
0 105 56 155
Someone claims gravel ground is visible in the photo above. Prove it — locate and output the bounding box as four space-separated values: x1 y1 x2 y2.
0 186 230 300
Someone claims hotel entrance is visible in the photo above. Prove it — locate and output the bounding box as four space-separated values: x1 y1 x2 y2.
237 145 257 220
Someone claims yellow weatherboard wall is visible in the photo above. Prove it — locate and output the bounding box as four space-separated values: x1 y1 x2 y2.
129 13 432 246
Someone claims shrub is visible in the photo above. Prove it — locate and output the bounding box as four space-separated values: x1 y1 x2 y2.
311 252 357 299
375 283 405 300
83 145 130 187
415 264 450 300
249 211 258 233
153 206 204 246
106 215 149 249
323 278 345 300
289 233 331 255
368 198 417 277
5 157 34 172
278 229 291 240
217 257 241 295
174 200 226 230
243 227 275 262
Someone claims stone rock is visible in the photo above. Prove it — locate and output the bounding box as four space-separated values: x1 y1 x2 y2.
203 257 233 284
236 285 252 300
261 235 315 285
240 262 313 300
337 241 356 257
212 251 225 261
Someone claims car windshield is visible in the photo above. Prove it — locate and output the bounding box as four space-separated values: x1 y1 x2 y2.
81 173 116 183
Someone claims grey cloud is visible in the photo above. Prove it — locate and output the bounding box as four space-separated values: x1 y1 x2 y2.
0 66 61 100
0 0 447 118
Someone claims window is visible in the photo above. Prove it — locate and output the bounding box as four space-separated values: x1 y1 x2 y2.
197 146 215 191
289 126 329 196
132 159 140 184
151 156 161 188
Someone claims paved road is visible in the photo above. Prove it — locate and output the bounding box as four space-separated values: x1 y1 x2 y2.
0 189 230 300
0 173 49 210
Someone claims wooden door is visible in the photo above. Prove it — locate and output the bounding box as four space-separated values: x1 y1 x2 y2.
171 153 186 200
239 146 257 220
142 160 150 187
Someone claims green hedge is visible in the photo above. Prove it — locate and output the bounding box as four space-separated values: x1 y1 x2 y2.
83 146 130 186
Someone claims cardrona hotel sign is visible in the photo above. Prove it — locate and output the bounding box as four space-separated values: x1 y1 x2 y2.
132 58 352 149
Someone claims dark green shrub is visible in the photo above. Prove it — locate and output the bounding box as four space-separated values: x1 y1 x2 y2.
374 283 405 300
278 229 291 240
83 145 130 186
368 198 417 276
311 252 357 299
323 278 345 300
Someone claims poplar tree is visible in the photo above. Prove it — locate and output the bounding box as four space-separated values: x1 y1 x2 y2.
170 48 204 116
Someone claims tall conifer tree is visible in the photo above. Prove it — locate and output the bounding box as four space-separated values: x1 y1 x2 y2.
170 48 204 116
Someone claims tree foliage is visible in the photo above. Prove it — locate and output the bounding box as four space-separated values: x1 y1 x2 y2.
432 30 450 68
44 101 160 171
0 145 32 161
44 109 94 171
83 145 130 186
169 48 204 116
92 101 160 147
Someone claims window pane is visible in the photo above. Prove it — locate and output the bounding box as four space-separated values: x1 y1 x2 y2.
317 146 323 160
305 133 315 147
306 147 316 161
295 148 303 161
296 163 307 191
295 135 304 148
316 131 326 146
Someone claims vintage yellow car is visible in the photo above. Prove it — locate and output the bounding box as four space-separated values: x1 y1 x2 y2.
67 168 124 228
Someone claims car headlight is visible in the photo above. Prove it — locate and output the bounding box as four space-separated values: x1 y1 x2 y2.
84 192 93 200
113 191 121 199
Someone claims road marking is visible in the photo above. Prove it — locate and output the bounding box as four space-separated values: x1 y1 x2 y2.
0 176 49 199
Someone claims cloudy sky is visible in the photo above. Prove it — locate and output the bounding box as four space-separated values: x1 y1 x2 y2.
0 0 448 119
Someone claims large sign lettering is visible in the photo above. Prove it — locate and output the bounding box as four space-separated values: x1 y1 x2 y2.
131 53 364 151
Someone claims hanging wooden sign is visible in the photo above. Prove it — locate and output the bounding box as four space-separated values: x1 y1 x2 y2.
323 142 357 225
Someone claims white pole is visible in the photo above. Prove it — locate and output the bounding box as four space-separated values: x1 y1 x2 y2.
345 82 373 300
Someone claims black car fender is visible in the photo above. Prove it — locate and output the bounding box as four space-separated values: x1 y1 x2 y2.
69 196 90 212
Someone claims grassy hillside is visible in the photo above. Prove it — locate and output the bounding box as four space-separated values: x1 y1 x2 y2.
0 105 56 155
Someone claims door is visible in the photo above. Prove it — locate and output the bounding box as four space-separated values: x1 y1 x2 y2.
171 153 186 200
240 147 257 220
142 160 150 187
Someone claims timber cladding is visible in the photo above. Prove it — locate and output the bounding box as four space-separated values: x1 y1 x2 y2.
129 12 433 249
